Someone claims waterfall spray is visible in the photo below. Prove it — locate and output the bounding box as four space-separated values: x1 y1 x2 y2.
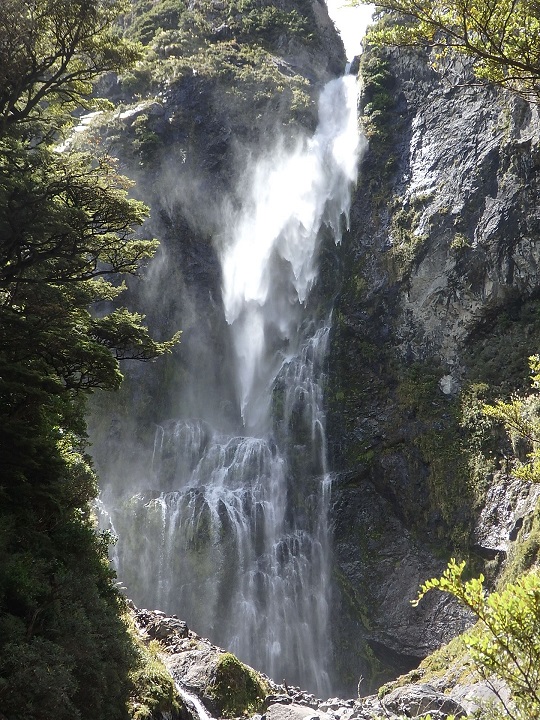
104 74 361 695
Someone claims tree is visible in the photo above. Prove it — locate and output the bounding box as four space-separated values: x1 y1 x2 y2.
0 2 180 718
357 0 540 97
0 0 140 135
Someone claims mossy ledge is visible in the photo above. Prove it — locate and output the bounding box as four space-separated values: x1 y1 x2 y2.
206 652 270 718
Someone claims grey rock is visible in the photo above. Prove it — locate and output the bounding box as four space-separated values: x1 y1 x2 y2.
167 648 217 695
266 703 332 720
328 43 540 694
381 684 467 718
146 616 189 641
266 695 293 705
449 677 512 715
473 473 540 555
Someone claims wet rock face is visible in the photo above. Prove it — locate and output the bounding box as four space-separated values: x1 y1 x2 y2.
392 71 540 366
327 47 540 695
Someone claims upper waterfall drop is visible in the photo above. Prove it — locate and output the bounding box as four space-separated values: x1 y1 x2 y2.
222 75 360 434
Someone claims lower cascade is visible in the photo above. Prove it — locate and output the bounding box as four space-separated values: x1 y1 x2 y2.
101 75 360 695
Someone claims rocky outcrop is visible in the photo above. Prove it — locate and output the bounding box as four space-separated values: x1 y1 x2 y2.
380 684 466 718
133 608 473 720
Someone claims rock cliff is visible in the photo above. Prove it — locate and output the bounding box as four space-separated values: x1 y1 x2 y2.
327 44 540 694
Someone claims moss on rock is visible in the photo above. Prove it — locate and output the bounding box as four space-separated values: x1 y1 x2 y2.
205 652 269 718
128 634 184 720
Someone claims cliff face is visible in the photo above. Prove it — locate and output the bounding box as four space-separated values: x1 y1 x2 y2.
327 46 540 694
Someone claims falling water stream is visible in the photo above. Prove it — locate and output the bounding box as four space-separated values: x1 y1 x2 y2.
103 74 360 695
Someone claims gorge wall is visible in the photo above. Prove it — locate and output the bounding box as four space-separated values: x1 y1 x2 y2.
86 0 540 700
327 45 540 693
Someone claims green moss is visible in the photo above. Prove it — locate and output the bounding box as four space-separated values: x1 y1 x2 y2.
394 363 498 558
206 652 269 718
450 232 471 251
386 199 430 280
129 637 183 720
360 48 395 152
396 365 468 544
333 568 389 694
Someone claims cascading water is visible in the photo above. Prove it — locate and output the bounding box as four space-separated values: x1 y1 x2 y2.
103 74 360 695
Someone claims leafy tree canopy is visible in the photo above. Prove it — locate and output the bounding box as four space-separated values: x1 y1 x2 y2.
0 0 141 136
357 0 540 96
0 2 180 718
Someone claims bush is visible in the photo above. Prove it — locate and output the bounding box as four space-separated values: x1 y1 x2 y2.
414 559 540 719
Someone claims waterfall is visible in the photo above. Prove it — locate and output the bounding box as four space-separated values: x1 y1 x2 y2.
103 74 360 695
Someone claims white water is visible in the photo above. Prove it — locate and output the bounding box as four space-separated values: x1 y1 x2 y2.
223 76 359 434
105 74 360 695
174 682 215 720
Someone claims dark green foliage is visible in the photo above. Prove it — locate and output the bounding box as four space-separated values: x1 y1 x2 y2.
126 0 187 45
357 0 540 98
0 0 141 136
114 0 314 128
125 0 314 49
225 0 312 45
0 2 180 718
0 487 138 719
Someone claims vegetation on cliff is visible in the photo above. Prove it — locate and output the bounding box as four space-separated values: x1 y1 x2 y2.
415 559 540 719
0 1 180 718
111 0 317 130
357 0 540 97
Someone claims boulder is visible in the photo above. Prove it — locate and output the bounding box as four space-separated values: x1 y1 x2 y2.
146 617 190 641
265 702 331 720
381 684 467 718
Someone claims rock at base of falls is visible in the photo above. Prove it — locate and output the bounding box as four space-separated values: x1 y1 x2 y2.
131 605 487 720
380 685 467 718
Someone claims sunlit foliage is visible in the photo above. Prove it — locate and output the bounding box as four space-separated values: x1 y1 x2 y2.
356 0 540 97
414 559 540 719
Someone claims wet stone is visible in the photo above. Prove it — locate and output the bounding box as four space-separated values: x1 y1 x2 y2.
266 695 293 705
146 616 190 641
381 684 467 718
